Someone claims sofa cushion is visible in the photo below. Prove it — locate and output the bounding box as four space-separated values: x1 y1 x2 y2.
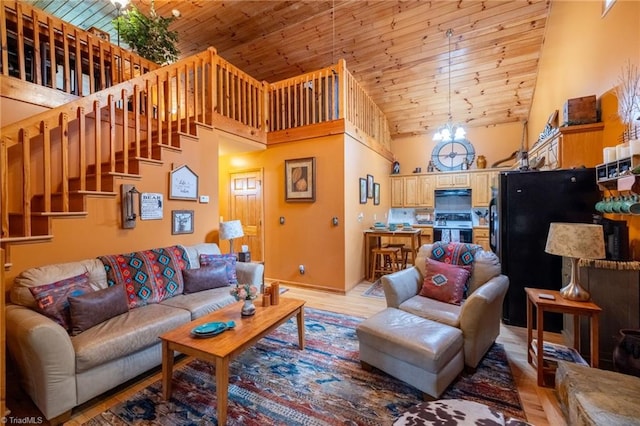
71 303 191 373
160 287 237 319
430 241 481 267
420 258 470 305
98 245 190 309
29 272 94 331
11 258 108 309
68 285 129 336
199 254 238 285
182 264 230 294
399 295 462 328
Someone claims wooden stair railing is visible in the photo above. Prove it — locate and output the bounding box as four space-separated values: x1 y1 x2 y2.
0 47 268 245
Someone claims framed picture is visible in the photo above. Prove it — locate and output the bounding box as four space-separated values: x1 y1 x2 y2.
285 157 316 202
169 165 198 200
367 174 374 198
139 192 164 220
373 182 380 205
359 178 367 204
172 210 194 234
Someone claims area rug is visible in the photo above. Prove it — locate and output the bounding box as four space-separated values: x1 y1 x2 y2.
84 308 525 425
362 279 384 298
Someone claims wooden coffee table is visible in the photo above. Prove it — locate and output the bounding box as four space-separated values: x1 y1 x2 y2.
160 297 306 425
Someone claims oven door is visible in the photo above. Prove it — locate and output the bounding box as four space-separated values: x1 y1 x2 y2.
433 228 473 243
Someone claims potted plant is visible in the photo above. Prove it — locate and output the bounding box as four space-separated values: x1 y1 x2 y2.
112 0 180 65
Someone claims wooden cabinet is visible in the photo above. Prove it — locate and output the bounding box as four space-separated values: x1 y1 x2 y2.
435 173 470 189
527 122 604 170
471 171 497 207
473 227 490 251
390 175 434 207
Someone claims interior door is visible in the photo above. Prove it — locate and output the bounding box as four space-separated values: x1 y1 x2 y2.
229 170 264 261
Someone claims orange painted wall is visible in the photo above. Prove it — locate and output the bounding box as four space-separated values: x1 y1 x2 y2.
528 0 640 258
390 122 523 172
4 125 222 287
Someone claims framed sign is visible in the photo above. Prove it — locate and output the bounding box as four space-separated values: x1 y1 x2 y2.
140 193 164 220
359 178 367 204
285 157 316 202
172 210 194 234
169 165 198 200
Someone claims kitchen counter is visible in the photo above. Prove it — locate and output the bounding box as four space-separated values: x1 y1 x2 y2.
364 229 422 279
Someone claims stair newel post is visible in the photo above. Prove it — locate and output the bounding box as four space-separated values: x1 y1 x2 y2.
121 88 129 174
41 121 51 212
93 100 102 191
59 112 69 212
108 94 116 173
77 107 86 191
20 128 31 236
133 85 141 158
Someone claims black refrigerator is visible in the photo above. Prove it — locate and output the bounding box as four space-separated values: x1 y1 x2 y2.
489 168 600 331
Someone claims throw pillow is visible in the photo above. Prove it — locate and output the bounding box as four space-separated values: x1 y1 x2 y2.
68 284 129 336
430 241 481 267
419 258 470 305
182 264 230 294
28 272 93 331
199 254 238 285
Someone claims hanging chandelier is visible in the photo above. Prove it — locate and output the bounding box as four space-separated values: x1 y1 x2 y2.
433 28 466 142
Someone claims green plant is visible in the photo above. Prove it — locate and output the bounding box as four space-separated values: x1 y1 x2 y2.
112 1 179 65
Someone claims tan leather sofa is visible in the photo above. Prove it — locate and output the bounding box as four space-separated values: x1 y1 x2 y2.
381 244 509 368
6 243 263 424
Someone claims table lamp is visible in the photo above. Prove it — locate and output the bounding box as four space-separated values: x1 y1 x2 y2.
220 220 244 255
544 222 605 301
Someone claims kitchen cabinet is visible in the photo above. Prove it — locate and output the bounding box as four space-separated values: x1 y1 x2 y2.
390 175 434 208
435 173 470 189
471 171 498 207
473 227 490 251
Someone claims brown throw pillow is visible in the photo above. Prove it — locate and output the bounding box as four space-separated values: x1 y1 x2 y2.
419 258 471 305
182 264 230 294
68 285 129 336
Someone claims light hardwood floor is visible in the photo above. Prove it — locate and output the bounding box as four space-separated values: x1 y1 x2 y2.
7 282 567 425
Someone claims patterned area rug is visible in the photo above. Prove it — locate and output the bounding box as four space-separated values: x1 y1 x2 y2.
362 279 385 298
84 308 525 425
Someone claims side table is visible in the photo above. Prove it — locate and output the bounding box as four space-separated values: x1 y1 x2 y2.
525 287 601 387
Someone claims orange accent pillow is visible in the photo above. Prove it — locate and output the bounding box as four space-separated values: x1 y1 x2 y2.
419 258 471 305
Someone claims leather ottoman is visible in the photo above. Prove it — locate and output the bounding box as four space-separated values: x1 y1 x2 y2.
356 307 464 399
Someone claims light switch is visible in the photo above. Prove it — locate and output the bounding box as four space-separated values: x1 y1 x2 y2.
199 195 209 203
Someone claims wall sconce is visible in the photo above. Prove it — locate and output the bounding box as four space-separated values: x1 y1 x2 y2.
121 184 140 229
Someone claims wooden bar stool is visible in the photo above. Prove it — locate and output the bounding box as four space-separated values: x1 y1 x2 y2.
370 247 401 280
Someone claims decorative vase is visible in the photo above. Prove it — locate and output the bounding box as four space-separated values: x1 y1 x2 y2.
613 329 640 377
241 299 256 317
477 155 487 169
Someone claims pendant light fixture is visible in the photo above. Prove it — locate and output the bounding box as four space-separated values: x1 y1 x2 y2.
433 28 466 142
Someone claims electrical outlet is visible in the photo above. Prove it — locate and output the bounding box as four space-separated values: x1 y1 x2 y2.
299 264 305 274
199 195 209 203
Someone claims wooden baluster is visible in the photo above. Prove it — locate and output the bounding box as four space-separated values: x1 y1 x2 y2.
87 35 95 93
121 89 128 174
210 49 217 123
16 2 25 81
41 121 51 212
47 17 56 89
74 29 82 96
145 79 152 158
0 137 8 237
77 107 86 192
108 95 116 173
20 129 31 236
184 63 190 133
165 72 172 147
110 45 117 86
93 100 102 191
59 113 69 212
193 59 200 123
31 8 41 85
62 23 70 93
133 85 140 158
175 66 182 134
0 1 8 76
98 41 106 90
156 74 163 147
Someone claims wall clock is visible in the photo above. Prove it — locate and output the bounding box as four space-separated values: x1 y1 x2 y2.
431 139 476 171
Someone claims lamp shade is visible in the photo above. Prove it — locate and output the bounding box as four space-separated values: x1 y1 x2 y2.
545 222 605 260
219 220 244 241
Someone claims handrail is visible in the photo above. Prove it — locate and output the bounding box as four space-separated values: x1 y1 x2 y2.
0 1 159 95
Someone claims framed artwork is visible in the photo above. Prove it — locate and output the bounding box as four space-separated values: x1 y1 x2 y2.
169 165 198 200
285 157 316 202
139 192 163 220
367 174 374 198
172 210 194 234
373 182 380 205
359 178 367 204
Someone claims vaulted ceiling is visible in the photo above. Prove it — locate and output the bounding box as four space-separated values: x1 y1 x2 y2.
26 0 552 139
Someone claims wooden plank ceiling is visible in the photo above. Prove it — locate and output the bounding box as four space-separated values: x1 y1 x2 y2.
26 0 551 139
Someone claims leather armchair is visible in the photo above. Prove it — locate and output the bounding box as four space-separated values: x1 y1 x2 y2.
381 244 509 368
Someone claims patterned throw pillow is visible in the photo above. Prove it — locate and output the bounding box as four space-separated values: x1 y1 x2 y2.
28 272 93 331
199 254 238 285
430 241 481 295
419 258 470 305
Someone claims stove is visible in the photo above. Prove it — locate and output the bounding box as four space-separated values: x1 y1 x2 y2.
433 212 473 229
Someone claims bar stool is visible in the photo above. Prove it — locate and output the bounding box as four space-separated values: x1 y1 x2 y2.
370 247 401 281
385 243 408 269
